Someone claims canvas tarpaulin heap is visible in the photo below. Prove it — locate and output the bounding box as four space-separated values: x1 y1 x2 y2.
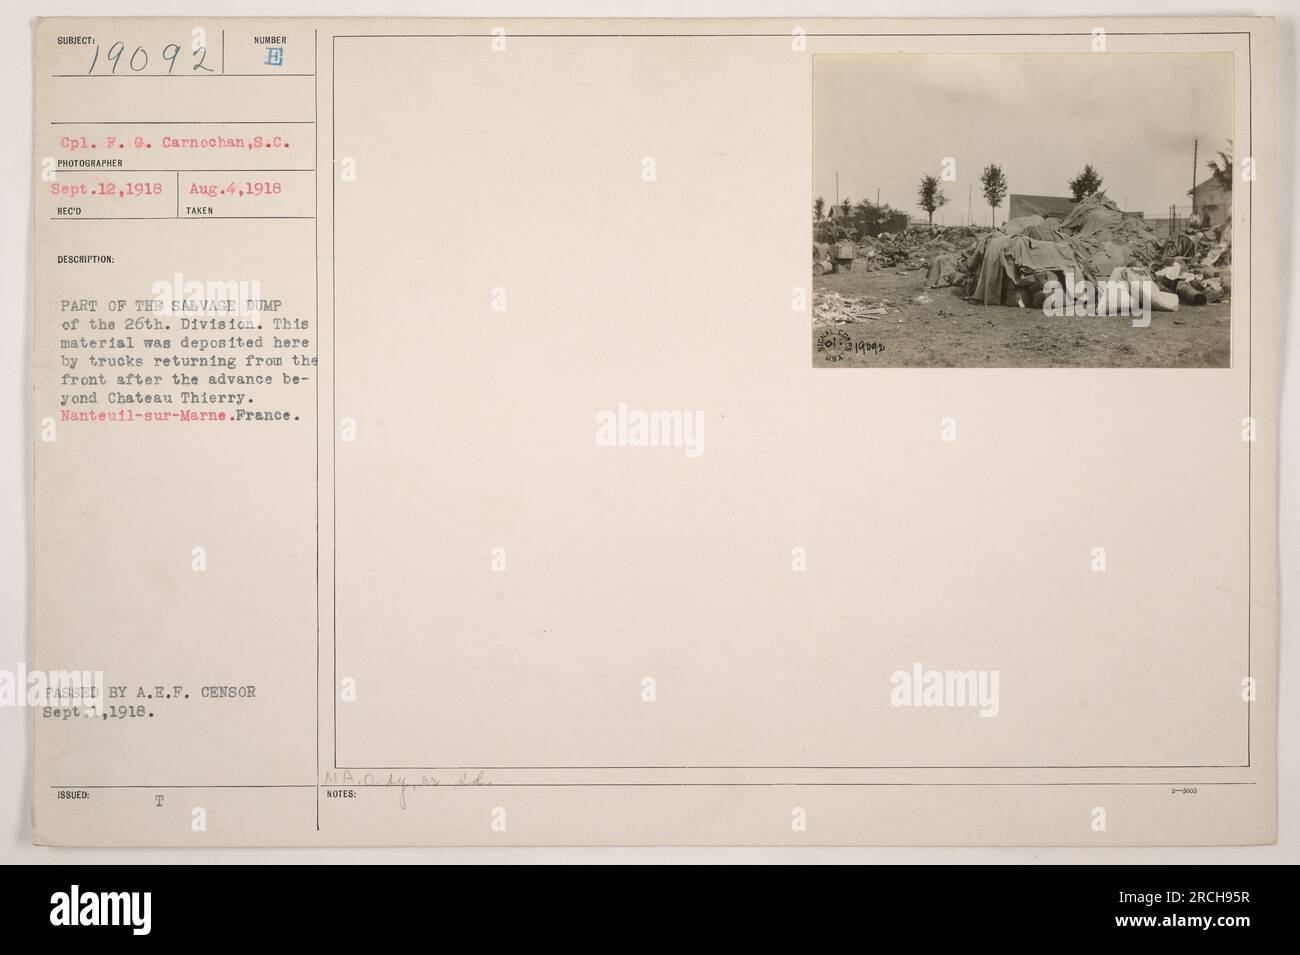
1057 194 1165 265
931 194 1174 306
968 233 1095 306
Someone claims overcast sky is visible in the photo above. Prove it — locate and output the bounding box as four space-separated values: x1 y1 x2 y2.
813 53 1235 225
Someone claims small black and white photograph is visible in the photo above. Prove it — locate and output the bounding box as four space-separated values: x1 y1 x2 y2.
812 53 1235 368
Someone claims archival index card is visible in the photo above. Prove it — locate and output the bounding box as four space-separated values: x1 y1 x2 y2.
30 17 1278 846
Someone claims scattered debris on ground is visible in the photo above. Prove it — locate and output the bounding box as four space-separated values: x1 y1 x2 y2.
811 193 1231 367
811 193 1231 366
812 288 892 325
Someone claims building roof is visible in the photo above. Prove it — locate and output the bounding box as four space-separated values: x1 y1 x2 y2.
1191 175 1230 198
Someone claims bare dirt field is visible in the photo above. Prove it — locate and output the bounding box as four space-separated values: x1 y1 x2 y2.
812 265 1231 368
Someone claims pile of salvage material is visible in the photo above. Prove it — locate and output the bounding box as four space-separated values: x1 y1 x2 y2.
1154 231 1231 304
814 240 868 275
814 228 986 276
812 288 893 325
860 227 985 272
925 194 1231 312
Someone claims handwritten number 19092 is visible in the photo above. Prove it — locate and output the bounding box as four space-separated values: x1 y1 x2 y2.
87 41 215 75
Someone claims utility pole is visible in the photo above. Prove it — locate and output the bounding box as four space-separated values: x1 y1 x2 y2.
835 171 839 207
1191 139 1198 220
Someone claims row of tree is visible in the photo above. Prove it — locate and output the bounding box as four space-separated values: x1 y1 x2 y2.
913 150 1242 228
814 164 1109 231
818 144 1234 234
916 164 1104 229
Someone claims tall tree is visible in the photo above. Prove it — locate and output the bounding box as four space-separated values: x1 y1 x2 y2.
916 175 949 231
980 164 1008 227
1067 164 1105 202
839 197 852 216
813 197 825 221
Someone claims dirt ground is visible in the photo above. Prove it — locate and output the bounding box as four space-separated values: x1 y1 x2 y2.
812 264 1231 368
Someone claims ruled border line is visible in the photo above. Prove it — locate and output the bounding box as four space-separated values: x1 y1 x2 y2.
322 29 1256 780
